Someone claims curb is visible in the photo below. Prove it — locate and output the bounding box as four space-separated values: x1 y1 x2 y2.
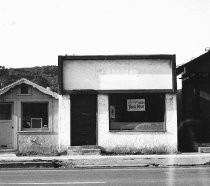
0 160 62 169
1 155 210 169
0 162 53 168
1 161 210 169
72 163 210 169
72 164 155 168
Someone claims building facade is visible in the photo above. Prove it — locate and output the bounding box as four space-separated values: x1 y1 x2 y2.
58 55 178 153
0 78 59 153
177 51 210 152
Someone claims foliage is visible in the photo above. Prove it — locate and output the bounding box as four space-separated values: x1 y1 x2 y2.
101 145 177 155
0 66 58 92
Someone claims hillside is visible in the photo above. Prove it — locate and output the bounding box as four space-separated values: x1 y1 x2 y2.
0 66 58 92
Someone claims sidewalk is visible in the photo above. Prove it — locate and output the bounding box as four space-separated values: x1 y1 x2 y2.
1 153 210 168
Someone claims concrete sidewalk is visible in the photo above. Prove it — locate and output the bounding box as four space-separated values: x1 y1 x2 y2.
0 153 210 168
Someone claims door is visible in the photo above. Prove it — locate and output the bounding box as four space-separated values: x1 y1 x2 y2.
71 94 97 146
0 103 13 149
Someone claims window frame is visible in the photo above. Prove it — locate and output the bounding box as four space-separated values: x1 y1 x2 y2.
17 84 32 96
108 93 166 132
21 101 51 132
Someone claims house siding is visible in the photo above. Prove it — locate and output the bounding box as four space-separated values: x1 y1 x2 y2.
0 83 59 153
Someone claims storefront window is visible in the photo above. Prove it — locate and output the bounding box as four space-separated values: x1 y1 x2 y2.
109 93 165 131
22 102 48 130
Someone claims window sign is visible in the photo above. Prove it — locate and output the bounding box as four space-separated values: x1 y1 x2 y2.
127 99 145 112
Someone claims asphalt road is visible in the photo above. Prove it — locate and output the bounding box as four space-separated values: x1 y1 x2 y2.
0 167 210 186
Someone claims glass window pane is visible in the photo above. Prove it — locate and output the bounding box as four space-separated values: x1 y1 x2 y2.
109 93 165 131
22 103 48 129
0 104 12 120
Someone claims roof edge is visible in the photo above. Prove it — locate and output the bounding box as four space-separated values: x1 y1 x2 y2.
176 51 210 75
0 78 59 99
59 54 175 61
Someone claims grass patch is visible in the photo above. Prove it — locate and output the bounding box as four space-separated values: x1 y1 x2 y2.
101 145 177 155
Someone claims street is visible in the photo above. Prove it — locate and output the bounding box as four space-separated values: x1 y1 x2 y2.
0 167 210 186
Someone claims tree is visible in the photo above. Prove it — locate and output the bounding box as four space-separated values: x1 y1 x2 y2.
0 66 58 92
32 76 50 88
0 66 8 88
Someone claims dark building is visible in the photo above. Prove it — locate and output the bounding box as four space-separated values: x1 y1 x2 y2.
177 51 210 152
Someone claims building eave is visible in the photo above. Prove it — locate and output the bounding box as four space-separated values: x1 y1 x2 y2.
0 78 59 99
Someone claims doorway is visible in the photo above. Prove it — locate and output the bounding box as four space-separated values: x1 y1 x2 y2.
71 94 97 146
0 103 13 149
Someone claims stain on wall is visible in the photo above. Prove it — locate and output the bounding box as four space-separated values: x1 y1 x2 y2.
18 134 58 154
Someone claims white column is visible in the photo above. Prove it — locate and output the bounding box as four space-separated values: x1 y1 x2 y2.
58 95 70 151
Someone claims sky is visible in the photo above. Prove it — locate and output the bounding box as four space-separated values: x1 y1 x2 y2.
0 0 210 68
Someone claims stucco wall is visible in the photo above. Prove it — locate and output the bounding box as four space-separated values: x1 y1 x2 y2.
63 59 173 91
58 95 70 151
97 94 177 153
18 134 58 154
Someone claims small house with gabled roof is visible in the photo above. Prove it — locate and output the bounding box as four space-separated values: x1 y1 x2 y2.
0 78 60 154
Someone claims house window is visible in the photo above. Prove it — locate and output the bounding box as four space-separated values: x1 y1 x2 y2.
20 84 28 94
109 93 165 131
22 102 48 130
0 103 12 120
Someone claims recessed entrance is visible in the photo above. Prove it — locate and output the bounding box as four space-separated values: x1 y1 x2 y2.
71 94 97 146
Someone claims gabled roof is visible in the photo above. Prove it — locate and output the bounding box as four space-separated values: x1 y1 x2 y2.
0 78 58 99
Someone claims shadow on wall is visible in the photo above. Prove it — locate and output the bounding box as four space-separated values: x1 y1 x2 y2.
178 118 202 152
176 89 182 125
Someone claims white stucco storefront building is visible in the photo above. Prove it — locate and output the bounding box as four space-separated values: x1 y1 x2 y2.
58 55 178 153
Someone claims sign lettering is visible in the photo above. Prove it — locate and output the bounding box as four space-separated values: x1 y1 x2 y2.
127 99 145 111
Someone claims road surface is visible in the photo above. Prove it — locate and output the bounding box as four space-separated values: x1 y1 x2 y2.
0 167 210 185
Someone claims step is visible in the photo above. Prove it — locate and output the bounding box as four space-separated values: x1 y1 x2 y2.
67 145 101 155
0 149 16 157
68 145 101 150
